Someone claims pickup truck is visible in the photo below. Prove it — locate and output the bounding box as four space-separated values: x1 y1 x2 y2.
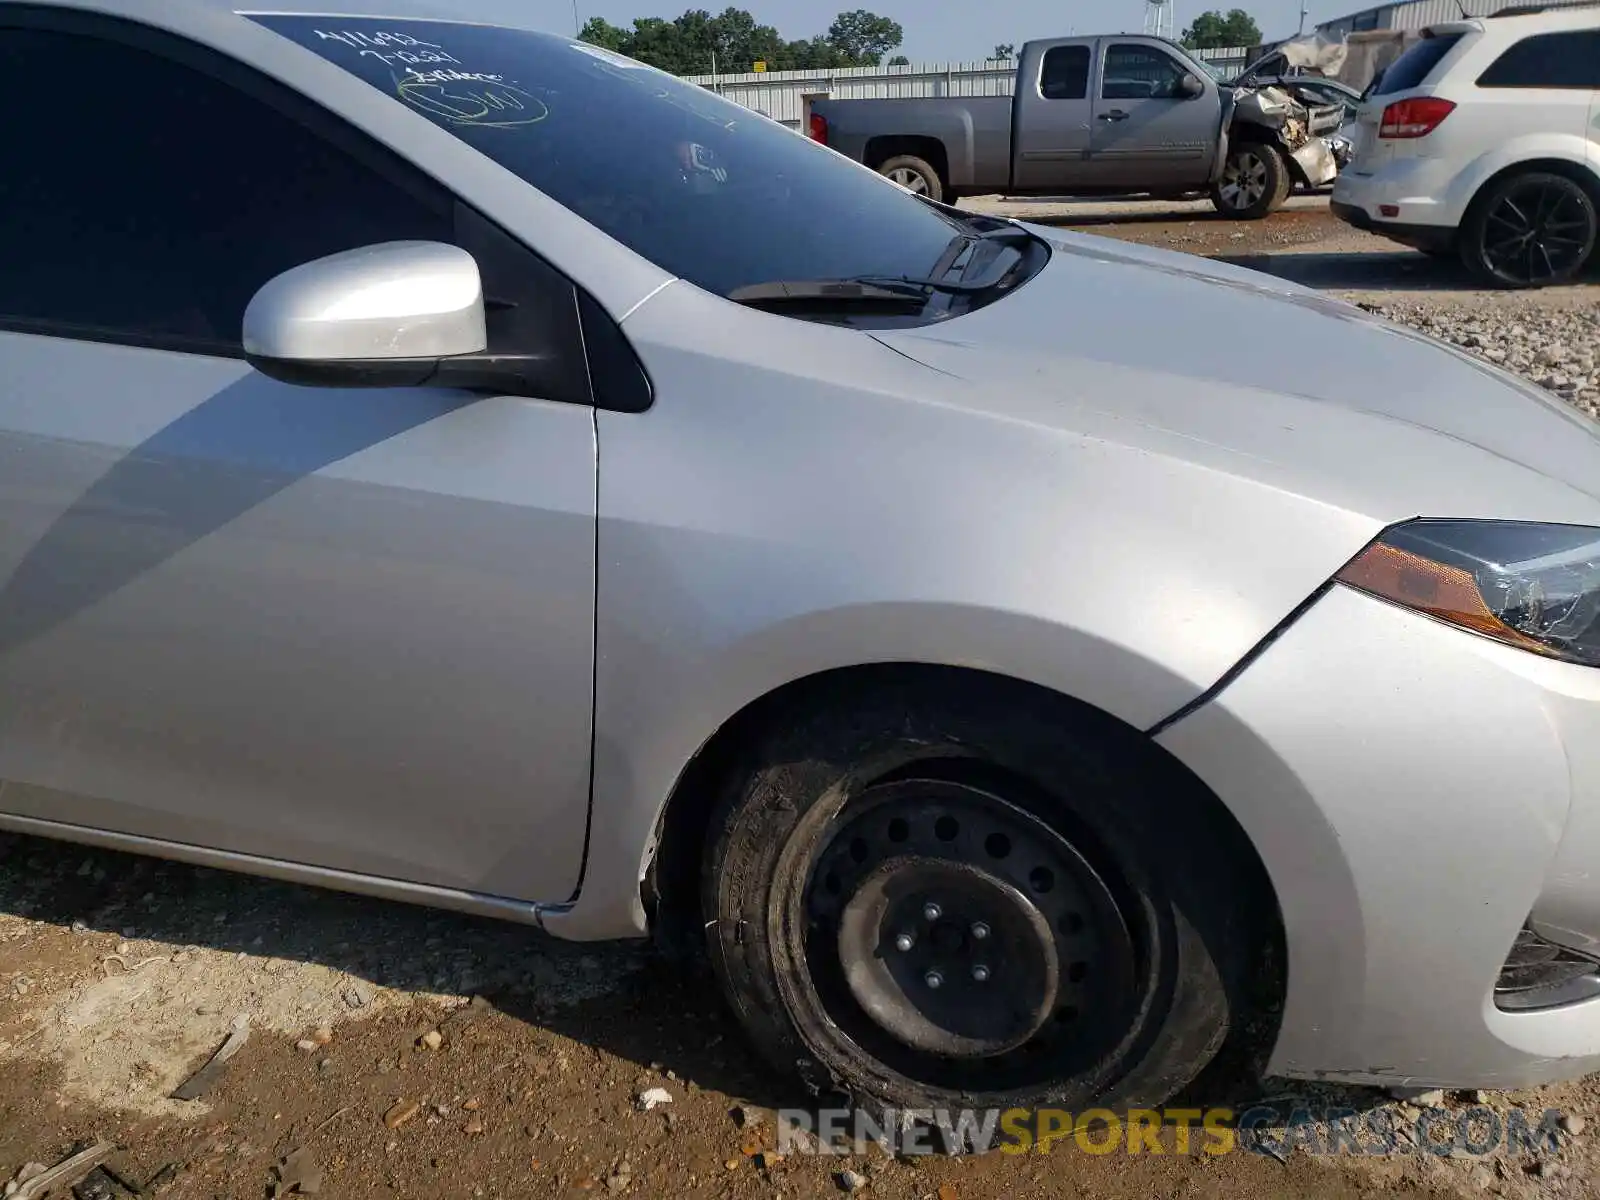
808 35 1343 220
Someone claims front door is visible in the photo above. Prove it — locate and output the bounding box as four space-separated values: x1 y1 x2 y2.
1086 42 1221 189
0 21 597 902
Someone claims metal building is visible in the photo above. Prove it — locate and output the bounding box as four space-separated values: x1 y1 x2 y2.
1317 0 1596 36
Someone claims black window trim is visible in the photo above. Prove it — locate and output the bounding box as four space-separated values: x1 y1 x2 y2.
1475 29 1600 90
0 4 653 413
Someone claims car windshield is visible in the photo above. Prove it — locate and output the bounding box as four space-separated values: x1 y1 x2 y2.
251 15 973 298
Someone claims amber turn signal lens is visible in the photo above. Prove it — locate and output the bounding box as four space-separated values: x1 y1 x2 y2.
1335 541 1554 657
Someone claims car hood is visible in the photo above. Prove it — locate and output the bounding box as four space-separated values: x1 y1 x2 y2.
871 227 1600 524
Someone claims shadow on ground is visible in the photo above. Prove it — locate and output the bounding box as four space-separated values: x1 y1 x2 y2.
0 832 799 1109
0 829 1390 1130
1002 205 1331 230
1212 250 1600 294
1213 250 1476 292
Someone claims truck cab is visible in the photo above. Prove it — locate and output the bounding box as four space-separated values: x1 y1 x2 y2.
1009 36 1222 193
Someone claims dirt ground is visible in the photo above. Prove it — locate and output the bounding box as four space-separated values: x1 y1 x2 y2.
5 196 1600 1200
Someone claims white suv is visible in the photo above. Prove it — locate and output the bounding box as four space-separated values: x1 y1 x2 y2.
1331 6 1600 287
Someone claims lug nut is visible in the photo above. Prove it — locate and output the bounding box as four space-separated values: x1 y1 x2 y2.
971 922 990 940
894 933 915 952
972 964 991 983
923 902 942 922
924 971 944 989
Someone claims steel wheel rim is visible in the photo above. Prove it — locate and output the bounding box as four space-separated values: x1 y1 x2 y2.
1483 181 1593 284
1219 150 1268 210
887 167 930 194
800 777 1141 1092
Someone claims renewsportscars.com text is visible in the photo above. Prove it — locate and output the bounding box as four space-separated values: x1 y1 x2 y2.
775 1103 1566 1157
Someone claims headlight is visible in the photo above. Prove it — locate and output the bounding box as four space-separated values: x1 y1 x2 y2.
1336 520 1600 666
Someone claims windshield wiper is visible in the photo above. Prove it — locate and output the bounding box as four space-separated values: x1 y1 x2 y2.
727 279 937 306
970 223 1036 247
852 271 1016 295
728 226 1037 310
727 272 1012 310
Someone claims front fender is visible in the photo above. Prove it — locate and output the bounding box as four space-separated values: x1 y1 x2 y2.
1209 88 1240 183
547 602 1213 942
539 280 1388 942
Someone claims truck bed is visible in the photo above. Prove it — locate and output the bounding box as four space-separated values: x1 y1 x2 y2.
810 96 1015 197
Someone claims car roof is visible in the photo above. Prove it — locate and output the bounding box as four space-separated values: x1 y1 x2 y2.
1484 0 1600 19
10 0 554 32
1427 2 1600 34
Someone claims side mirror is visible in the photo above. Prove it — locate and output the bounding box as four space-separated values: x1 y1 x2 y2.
243 241 493 389
1178 72 1205 99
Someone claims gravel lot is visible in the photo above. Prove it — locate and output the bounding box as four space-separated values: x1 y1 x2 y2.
4 197 1600 1200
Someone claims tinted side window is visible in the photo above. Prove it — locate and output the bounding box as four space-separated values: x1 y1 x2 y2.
1370 32 1465 95
1477 31 1600 89
1040 45 1090 99
0 28 453 353
1102 45 1186 100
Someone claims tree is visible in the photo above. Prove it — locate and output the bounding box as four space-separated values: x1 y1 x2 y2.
888 54 910 65
1180 9 1262 48
577 17 632 52
992 43 1016 60
825 9 905 66
578 7 902 73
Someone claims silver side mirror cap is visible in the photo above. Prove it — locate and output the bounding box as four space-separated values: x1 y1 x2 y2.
243 241 490 389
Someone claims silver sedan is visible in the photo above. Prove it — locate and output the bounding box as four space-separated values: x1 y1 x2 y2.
4 0 1600 1127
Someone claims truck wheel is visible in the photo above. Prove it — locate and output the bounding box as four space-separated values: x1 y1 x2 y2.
1211 143 1290 220
1459 171 1597 289
702 674 1265 1147
878 155 944 203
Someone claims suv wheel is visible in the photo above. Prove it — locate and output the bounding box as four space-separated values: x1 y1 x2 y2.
1460 171 1597 289
1211 143 1290 220
702 676 1267 1147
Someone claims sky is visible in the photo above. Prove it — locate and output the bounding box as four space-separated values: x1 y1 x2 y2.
516 0 1370 60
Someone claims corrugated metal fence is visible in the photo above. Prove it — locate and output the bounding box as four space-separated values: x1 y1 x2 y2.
682 46 1254 128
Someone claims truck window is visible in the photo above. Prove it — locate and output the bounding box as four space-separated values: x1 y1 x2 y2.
1102 44 1186 100
1040 45 1090 99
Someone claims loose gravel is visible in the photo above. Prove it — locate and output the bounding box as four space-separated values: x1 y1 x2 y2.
1353 296 1600 417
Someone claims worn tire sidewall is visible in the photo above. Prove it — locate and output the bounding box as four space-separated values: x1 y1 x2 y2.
702 682 1248 1117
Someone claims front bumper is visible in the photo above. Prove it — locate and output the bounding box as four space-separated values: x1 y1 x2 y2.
1158 584 1600 1089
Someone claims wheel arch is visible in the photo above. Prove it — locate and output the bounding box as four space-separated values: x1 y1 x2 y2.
1448 143 1600 229
641 661 1287 1040
863 136 951 189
